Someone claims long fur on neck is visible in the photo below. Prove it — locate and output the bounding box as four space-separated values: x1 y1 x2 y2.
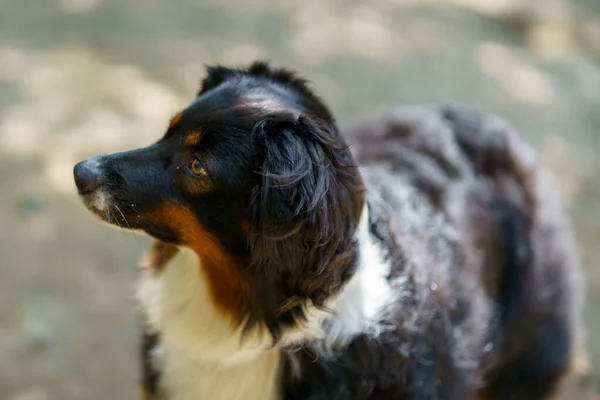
136 204 392 399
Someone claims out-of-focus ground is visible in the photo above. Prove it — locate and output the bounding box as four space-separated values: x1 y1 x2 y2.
0 0 599 398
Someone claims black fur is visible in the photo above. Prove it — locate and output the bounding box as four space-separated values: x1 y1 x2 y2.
141 332 161 397
247 112 364 339
74 62 583 399
281 199 474 400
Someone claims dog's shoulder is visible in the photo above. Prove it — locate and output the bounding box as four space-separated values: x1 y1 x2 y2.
348 104 584 398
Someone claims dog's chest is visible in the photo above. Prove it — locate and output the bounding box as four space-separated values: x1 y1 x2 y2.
158 346 280 400
134 210 394 400
136 248 281 400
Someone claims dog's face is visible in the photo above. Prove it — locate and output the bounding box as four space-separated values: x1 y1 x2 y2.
74 62 365 337
74 81 264 250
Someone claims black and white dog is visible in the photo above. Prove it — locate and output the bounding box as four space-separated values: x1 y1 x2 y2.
74 62 584 400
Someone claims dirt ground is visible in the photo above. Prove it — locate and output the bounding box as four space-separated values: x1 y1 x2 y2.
1 0 599 398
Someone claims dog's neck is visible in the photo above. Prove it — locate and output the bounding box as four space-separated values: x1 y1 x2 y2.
136 204 392 399
302 204 394 354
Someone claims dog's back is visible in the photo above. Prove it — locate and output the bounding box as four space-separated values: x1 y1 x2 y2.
348 104 584 399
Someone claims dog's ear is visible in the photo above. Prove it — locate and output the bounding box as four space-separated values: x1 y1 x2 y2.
197 65 235 96
251 114 327 237
247 113 364 337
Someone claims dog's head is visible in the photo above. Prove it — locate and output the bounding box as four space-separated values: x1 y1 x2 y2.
74 62 365 338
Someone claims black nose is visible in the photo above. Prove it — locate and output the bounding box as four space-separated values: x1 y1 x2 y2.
73 159 102 194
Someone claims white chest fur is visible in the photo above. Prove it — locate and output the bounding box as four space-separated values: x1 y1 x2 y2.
137 248 280 400
135 206 393 400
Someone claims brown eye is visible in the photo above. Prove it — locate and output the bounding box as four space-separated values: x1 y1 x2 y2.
190 159 206 176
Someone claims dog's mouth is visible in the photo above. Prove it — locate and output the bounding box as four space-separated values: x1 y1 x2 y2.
78 189 180 243
74 158 138 230
78 188 136 228
74 158 180 243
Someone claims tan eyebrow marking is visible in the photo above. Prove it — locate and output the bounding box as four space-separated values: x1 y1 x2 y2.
169 111 184 128
185 131 202 145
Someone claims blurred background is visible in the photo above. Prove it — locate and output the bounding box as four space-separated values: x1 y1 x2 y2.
0 0 599 398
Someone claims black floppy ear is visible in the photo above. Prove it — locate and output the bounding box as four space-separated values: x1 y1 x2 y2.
251 113 332 238
197 65 236 96
247 113 364 338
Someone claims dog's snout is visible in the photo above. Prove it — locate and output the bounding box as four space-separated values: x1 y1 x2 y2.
74 159 102 194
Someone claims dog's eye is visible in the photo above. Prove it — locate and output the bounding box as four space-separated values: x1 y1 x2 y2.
190 159 206 177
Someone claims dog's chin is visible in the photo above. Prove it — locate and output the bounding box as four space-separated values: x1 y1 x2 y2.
79 189 137 231
78 189 179 243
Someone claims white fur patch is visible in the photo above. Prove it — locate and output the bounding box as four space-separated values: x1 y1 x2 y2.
311 206 394 356
137 249 280 400
90 189 109 211
136 205 393 399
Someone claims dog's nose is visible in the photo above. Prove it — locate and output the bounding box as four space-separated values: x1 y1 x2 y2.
73 159 102 194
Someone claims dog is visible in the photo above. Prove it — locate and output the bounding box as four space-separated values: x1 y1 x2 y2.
73 62 584 400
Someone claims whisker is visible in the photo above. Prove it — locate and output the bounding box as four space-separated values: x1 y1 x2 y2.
104 207 111 224
114 204 132 229
107 207 114 225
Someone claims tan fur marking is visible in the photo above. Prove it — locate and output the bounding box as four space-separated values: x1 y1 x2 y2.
144 203 250 320
240 219 250 233
141 388 154 400
139 240 179 272
185 131 202 145
169 111 184 128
